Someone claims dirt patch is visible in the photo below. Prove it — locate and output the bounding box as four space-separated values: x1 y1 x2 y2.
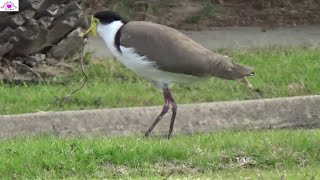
0 56 74 83
98 0 320 30
212 0 320 28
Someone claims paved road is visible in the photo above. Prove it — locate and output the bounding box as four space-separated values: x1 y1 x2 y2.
85 25 320 59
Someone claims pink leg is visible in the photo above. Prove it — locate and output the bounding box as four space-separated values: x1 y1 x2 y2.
145 86 177 138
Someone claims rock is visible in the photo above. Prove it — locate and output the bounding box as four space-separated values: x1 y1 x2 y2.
9 36 19 43
55 1 81 18
9 25 48 57
8 14 26 28
20 0 45 11
77 15 90 29
20 10 36 20
48 34 84 59
0 42 14 57
41 4 60 17
0 16 9 31
46 10 81 44
36 0 58 12
29 0 73 18
23 54 46 67
24 18 38 29
70 27 85 37
32 53 46 62
35 1 61 18
23 57 37 67
1 0 85 61
38 16 54 29
0 27 14 43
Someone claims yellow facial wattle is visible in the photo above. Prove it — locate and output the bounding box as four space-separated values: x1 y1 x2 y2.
82 16 100 37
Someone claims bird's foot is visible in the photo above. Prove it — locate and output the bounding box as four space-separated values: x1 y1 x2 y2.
144 131 150 137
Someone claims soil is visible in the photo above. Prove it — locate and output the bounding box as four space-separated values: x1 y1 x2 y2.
100 0 320 30
203 0 320 28
0 56 74 83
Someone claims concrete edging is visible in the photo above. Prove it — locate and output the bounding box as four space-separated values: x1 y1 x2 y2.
0 95 320 138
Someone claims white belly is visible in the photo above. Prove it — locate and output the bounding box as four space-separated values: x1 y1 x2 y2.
118 46 199 85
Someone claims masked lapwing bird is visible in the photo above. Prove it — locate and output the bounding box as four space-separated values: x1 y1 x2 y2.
83 10 255 138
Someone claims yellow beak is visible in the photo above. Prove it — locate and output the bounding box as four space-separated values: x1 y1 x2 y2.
81 16 99 37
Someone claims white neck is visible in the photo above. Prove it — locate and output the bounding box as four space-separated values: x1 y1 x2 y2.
97 21 124 57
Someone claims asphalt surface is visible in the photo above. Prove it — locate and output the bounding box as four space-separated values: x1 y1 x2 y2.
85 25 320 59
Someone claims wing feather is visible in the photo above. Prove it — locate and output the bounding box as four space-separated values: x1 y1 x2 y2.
120 21 236 78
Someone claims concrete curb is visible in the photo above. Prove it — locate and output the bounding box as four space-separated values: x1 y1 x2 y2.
1 95 320 138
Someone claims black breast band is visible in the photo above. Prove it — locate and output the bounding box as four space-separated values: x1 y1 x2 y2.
114 25 125 54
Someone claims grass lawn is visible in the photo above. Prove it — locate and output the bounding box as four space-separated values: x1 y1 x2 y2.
0 130 319 179
1 47 320 115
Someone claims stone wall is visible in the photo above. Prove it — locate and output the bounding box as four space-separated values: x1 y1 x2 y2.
0 0 88 61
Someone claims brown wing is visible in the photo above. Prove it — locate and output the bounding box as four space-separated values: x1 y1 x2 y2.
120 21 237 77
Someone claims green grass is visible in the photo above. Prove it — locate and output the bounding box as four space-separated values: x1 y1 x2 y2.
1 130 319 179
1 47 320 115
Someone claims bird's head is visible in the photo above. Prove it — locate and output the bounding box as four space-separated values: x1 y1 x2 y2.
82 11 126 37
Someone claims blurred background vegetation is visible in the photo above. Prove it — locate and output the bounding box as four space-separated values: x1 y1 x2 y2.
87 0 320 30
